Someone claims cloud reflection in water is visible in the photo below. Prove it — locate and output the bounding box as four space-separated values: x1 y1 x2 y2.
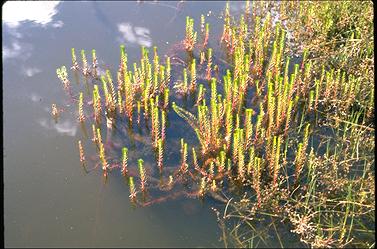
117 22 153 47
3 41 33 61
38 118 77 137
2 1 61 28
22 67 42 77
2 1 63 61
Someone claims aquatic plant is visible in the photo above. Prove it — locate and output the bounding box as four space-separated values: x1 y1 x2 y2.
244 109 253 150
70 48 79 70
220 2 231 49
189 59 197 92
56 66 70 90
129 176 136 200
205 48 212 80
150 101 160 148
51 103 59 120
272 135 281 188
55 2 374 247
200 51 206 65
211 179 217 192
163 88 169 109
92 85 102 124
237 129 246 182
203 23 209 48
78 92 85 122
161 110 166 142
92 49 98 78
184 16 197 52
96 127 108 172
192 148 199 171
218 151 226 174
100 75 113 115
196 84 205 106
180 138 188 174
81 49 89 76
118 89 123 115
198 177 206 197
78 140 85 164
138 159 146 192
166 56 171 88
121 147 128 176
157 138 163 173
124 69 134 122
294 123 310 183
252 157 262 207
91 124 98 144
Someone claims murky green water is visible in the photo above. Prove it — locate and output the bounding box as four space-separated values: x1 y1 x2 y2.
3 1 259 247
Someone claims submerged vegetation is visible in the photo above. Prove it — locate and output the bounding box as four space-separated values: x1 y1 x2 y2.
54 1 374 248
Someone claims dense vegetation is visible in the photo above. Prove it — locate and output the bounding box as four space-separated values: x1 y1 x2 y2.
54 1 374 248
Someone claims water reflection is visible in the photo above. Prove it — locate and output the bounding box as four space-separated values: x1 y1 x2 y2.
117 22 153 48
4 1 226 247
38 118 77 137
3 1 63 60
2 1 61 28
2 41 32 60
51 20 64 28
22 67 42 77
30 92 42 103
229 1 247 13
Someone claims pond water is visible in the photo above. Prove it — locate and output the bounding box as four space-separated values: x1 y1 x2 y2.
3 1 253 247
4 1 316 248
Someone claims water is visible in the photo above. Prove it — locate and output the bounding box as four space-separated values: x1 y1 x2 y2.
3 1 254 247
